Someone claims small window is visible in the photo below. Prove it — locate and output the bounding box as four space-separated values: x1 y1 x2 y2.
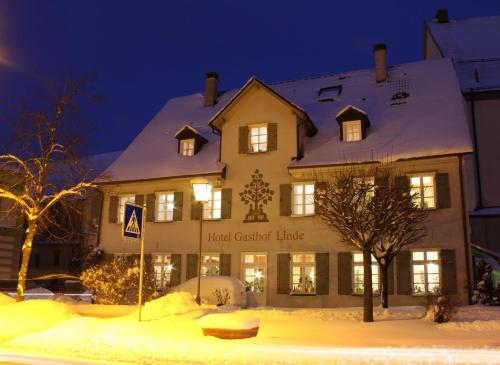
156 192 175 222
203 189 221 220
412 250 440 295
292 183 315 216
343 120 362 142
352 253 379 294
153 254 173 290
180 139 195 156
117 195 135 224
291 253 316 294
249 124 268 153
201 254 220 276
410 174 436 209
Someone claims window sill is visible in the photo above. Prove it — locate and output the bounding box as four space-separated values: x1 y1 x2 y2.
154 220 175 223
412 293 441 297
202 218 222 222
289 292 316 296
290 214 315 218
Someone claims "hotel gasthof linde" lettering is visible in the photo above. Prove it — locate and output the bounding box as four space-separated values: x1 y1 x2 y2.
207 230 305 243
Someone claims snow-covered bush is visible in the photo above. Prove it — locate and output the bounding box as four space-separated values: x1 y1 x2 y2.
472 263 500 306
81 245 105 269
80 256 158 305
429 296 451 323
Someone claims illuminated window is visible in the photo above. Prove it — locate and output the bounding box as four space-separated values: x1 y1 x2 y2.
203 189 221 220
156 192 175 222
410 174 436 209
352 253 379 294
343 120 362 142
292 183 315 216
153 254 172 289
249 124 268 153
412 250 440 295
201 254 220 276
354 177 375 200
117 195 135 224
291 253 316 294
242 253 267 293
180 139 195 156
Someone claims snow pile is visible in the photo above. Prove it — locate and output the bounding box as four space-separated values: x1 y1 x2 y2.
0 292 14 303
142 291 209 320
436 305 500 331
198 312 260 330
171 276 246 307
0 300 76 342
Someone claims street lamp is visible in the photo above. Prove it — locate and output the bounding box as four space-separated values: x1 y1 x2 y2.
191 178 212 305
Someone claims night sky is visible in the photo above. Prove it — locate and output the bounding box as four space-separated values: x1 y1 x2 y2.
0 1 498 155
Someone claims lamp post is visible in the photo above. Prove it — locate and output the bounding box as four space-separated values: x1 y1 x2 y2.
191 178 212 305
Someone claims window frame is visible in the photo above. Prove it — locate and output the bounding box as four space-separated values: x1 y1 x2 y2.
180 138 195 156
241 252 267 293
117 195 135 224
202 188 222 220
352 252 380 295
291 182 316 217
408 173 437 209
290 252 316 295
155 191 175 222
342 120 362 142
411 249 441 296
248 123 268 153
201 253 220 277
153 253 173 290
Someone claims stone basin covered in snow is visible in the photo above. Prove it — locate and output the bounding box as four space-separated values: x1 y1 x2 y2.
198 312 260 339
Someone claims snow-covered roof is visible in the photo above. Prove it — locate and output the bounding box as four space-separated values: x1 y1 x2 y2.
99 58 472 183
426 15 500 92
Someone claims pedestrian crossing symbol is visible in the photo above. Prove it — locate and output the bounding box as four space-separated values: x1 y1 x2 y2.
122 203 144 240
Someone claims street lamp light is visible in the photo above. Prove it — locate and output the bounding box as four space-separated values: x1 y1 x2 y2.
191 178 212 305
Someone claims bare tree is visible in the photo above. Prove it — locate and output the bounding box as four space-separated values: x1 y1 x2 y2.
0 75 99 301
315 163 428 321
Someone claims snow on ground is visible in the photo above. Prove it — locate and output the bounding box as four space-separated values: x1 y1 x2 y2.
1 293 500 364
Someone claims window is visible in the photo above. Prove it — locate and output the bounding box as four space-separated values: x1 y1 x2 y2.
153 254 173 290
201 254 220 276
156 192 175 222
343 120 362 142
291 253 315 294
352 253 379 294
180 139 195 156
410 174 436 209
292 183 315 216
242 253 267 293
354 177 375 200
412 250 440 295
117 195 135 224
249 124 268 153
203 189 221 220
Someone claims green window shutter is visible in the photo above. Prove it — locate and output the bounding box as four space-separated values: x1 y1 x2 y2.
135 194 144 207
239 126 249 154
314 182 327 212
396 251 412 295
441 249 457 295
339 122 344 141
146 194 155 222
170 254 181 287
108 196 118 223
221 189 232 219
315 252 330 295
436 173 451 209
190 193 201 220
388 260 395 295
90 194 102 222
186 254 198 280
220 254 231 276
173 192 183 221
268 123 278 151
277 253 290 294
279 184 292 216
375 175 388 197
337 252 352 295
395 176 410 193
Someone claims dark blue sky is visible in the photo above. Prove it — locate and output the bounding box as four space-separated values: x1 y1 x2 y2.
0 1 498 155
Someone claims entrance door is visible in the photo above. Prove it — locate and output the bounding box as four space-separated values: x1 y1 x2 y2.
241 252 267 306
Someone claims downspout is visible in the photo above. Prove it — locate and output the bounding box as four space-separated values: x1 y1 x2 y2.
95 189 105 249
469 93 483 208
458 155 473 303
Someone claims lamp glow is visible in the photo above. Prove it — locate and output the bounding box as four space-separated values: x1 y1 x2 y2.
191 178 212 202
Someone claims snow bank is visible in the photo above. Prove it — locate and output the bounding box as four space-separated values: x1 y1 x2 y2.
171 276 246 307
142 291 209 320
436 305 500 331
198 312 260 330
0 292 15 304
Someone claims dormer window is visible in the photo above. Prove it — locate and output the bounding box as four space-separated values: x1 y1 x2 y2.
336 105 370 142
343 120 362 142
180 139 195 156
249 124 268 153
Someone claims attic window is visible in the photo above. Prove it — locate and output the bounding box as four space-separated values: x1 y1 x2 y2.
317 85 342 102
175 125 208 156
343 120 362 142
180 139 195 156
336 105 370 142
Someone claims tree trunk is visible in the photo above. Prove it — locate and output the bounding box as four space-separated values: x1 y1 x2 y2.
16 223 37 302
363 249 374 322
380 263 389 309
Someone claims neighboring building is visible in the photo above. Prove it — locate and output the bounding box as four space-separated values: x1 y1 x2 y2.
0 186 22 282
96 53 474 307
424 10 500 253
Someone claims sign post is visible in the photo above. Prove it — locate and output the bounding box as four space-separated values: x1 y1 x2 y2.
122 202 146 322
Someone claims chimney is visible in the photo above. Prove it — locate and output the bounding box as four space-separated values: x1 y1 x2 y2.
204 72 219 107
373 44 387 83
436 9 449 23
